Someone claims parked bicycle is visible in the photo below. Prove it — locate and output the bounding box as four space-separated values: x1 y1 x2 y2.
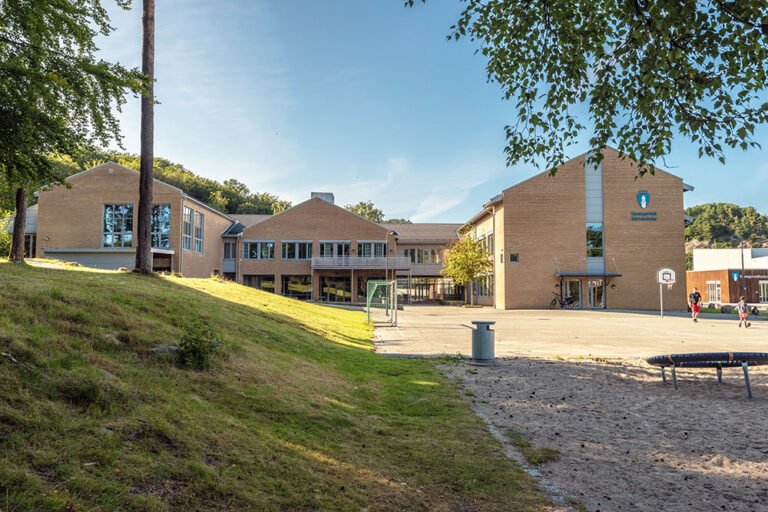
549 291 576 309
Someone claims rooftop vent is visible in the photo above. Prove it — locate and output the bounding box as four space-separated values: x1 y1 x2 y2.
311 192 335 205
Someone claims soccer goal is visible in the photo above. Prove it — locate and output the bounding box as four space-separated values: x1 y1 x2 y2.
366 280 398 326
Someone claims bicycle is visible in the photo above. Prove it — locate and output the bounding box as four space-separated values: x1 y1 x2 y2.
549 291 576 309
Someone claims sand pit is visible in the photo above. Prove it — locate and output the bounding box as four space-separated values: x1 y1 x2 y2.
441 358 768 512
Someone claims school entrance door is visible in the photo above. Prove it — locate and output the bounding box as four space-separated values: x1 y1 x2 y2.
587 279 605 309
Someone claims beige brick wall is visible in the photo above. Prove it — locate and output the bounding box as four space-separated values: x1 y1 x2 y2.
502 157 587 309
472 148 688 311
601 148 687 310
238 198 398 299
37 163 183 263
178 198 231 278
36 163 233 278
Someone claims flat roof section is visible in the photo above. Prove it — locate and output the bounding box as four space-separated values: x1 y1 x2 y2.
378 223 462 244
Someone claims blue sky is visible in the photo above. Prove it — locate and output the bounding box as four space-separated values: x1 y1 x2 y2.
99 0 768 222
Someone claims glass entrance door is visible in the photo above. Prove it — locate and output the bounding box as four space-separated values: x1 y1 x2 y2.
564 280 581 308
760 281 768 304
320 276 352 302
587 279 604 309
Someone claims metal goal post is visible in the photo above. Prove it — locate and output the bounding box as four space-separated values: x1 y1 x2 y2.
366 280 398 325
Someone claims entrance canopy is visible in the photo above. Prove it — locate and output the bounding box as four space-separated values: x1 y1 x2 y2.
556 272 622 278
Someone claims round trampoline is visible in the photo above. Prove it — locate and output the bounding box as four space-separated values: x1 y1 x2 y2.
645 352 768 398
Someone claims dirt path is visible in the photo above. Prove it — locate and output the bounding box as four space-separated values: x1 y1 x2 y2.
441 358 768 512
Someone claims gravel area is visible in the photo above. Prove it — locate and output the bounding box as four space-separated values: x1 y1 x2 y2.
442 357 768 512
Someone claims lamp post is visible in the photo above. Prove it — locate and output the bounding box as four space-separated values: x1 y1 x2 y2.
730 234 747 297
385 230 398 314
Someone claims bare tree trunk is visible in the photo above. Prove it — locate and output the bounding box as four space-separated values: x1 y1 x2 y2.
9 187 27 262
135 0 155 273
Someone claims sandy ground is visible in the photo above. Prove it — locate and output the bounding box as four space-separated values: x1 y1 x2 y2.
442 357 768 512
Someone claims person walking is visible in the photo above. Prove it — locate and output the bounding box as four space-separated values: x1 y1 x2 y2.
737 296 751 328
688 287 702 322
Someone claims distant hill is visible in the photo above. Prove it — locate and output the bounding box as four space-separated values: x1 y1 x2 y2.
684 202 768 268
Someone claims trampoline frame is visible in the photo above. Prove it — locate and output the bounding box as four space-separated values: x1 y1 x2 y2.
646 352 768 399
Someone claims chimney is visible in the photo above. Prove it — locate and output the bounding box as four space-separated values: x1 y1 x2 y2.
311 192 335 205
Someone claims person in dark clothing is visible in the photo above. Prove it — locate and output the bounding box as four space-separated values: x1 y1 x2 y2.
688 287 702 323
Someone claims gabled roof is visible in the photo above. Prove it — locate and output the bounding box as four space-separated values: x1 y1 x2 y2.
231 214 272 227
241 196 390 235
55 162 233 221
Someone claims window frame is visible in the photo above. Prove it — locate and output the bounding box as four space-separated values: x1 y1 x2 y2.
586 223 604 257
151 204 171 249
182 206 193 251
706 280 722 303
281 240 313 260
193 211 204 253
103 203 134 248
243 240 275 260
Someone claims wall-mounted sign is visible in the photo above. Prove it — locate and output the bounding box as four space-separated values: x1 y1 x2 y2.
732 271 740 282
637 190 651 209
631 189 657 221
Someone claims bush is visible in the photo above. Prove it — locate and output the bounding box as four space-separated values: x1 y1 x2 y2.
0 212 12 258
178 319 222 370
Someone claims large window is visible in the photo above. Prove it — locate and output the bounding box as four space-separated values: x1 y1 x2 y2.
282 275 312 300
586 223 604 257
358 241 386 258
151 204 171 249
244 241 275 260
281 241 313 260
103 204 134 247
319 241 350 258
404 248 440 264
706 280 722 303
194 211 204 252
479 233 494 254
182 206 193 251
478 274 494 296
243 275 275 293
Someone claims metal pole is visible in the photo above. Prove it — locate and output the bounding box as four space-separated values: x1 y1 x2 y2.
742 362 753 399
741 242 746 295
385 253 389 315
659 282 664 318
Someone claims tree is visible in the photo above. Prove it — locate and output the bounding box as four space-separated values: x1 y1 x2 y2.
383 218 412 224
440 236 492 305
0 1 143 261
408 1 768 172
135 0 155 273
345 201 385 223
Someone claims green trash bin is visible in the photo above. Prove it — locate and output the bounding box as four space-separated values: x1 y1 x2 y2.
471 320 495 362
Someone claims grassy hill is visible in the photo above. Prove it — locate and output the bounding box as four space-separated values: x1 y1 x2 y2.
0 261 545 511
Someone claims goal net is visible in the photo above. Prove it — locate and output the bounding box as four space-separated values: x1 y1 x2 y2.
366 280 398 326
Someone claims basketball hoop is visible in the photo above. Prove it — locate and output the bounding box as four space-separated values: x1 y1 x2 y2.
656 267 677 318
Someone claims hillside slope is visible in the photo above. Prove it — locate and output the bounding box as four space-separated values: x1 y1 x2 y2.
0 262 544 511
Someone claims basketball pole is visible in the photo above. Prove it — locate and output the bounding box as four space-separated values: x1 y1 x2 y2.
659 282 664 318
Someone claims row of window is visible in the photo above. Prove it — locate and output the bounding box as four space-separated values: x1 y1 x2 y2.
103 204 172 249
241 241 389 260
404 248 441 264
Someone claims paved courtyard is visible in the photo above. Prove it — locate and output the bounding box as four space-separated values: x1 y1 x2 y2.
374 305 767 359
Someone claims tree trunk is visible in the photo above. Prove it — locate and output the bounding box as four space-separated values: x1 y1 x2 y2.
9 187 27 262
135 0 155 273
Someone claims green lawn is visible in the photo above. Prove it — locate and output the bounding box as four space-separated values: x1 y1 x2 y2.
0 261 545 511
